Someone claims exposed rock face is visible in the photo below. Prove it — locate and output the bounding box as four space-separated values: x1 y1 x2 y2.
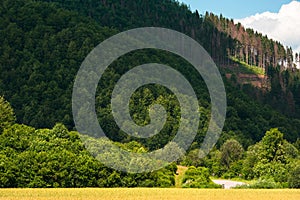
226 73 269 89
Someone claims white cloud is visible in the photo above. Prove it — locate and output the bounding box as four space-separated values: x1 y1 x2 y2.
235 1 300 53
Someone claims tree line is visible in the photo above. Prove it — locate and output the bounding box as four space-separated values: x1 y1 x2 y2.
1 96 299 188
0 96 177 187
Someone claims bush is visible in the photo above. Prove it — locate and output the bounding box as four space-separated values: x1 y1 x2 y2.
288 165 300 188
250 179 278 189
235 178 282 189
222 172 235 179
253 161 288 183
182 166 221 188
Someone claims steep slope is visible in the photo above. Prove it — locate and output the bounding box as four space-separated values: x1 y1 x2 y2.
0 0 117 127
0 0 299 149
40 0 298 114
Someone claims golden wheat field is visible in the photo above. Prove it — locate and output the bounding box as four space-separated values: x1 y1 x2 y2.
0 188 299 200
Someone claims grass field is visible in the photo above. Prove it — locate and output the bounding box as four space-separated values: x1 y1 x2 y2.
229 56 265 75
0 188 299 200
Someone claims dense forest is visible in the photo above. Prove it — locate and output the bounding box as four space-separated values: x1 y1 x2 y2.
0 0 299 188
1 96 299 188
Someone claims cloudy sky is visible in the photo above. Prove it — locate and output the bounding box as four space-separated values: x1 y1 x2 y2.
179 0 300 53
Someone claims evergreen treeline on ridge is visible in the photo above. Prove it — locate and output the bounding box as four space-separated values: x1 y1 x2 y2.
39 0 293 68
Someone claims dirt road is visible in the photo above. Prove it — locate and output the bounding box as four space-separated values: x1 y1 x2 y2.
212 179 247 189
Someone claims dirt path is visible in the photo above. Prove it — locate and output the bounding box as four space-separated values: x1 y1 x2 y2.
175 166 188 188
212 179 247 189
175 165 247 189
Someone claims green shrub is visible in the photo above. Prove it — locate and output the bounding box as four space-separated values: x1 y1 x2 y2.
236 178 280 189
288 165 300 188
251 179 278 189
235 178 289 189
182 166 221 188
253 162 288 183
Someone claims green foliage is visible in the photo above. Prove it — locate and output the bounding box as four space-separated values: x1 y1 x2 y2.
0 96 16 133
258 128 286 164
0 0 300 189
196 139 245 179
220 139 244 168
0 0 116 128
288 164 300 188
241 128 299 184
182 166 221 188
284 141 299 160
242 143 261 180
0 0 299 151
0 123 176 188
253 161 288 183
236 178 280 189
222 160 243 179
294 139 300 151
180 149 205 167
229 57 265 75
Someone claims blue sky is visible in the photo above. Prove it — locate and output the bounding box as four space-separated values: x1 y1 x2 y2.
179 0 293 19
178 0 300 54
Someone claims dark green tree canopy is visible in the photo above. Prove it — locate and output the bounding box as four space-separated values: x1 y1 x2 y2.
220 139 244 168
0 96 16 133
1 0 300 149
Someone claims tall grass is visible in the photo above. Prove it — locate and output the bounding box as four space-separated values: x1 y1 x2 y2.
229 57 265 75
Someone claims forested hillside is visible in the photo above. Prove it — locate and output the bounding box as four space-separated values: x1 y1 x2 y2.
1 0 300 145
